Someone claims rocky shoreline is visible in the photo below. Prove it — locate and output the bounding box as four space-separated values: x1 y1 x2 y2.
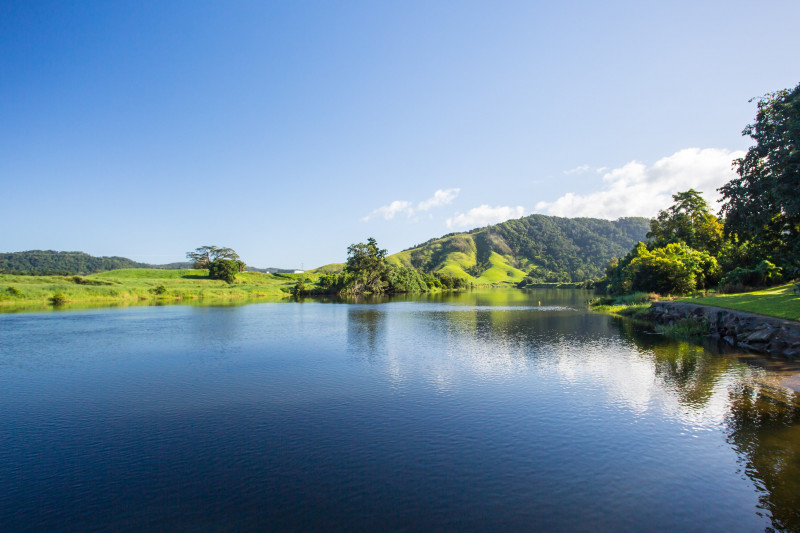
647 301 800 359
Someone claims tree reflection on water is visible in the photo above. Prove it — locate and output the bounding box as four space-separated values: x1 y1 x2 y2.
618 317 800 532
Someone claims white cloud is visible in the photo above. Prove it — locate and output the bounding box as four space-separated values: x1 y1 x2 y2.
563 164 591 175
535 148 745 219
417 188 460 211
361 200 413 221
446 205 525 229
362 188 461 222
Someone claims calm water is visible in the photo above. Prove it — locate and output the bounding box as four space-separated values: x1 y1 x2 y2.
1 289 799 532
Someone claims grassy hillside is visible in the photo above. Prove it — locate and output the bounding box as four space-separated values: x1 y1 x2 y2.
389 214 649 285
0 268 296 310
308 263 345 274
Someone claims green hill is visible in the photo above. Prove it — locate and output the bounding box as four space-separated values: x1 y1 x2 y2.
388 215 650 285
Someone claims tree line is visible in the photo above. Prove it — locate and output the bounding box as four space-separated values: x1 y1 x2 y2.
293 237 469 296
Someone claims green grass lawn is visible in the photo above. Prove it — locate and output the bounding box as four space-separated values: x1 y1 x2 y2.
0 268 297 311
679 282 800 321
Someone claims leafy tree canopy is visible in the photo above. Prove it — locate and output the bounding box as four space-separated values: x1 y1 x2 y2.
344 237 388 294
647 189 723 254
186 246 242 270
208 258 239 284
719 82 800 267
605 242 720 295
186 245 245 282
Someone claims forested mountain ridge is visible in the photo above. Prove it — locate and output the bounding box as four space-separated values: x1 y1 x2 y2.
389 215 650 284
0 250 295 275
0 250 151 275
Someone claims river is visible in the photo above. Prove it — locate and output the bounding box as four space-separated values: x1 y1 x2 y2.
1 289 798 531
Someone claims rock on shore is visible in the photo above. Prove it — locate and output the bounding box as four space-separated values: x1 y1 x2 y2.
647 301 800 359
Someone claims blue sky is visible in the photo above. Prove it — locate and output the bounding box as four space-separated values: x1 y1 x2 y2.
2 1 799 268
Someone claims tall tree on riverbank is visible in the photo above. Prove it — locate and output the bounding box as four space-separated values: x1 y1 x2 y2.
344 237 388 294
719 82 800 268
647 189 723 254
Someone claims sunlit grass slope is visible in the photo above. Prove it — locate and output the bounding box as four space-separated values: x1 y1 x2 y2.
0 268 295 309
473 252 527 285
307 263 345 274
680 283 800 321
388 234 526 285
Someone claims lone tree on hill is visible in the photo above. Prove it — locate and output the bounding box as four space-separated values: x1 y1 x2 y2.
186 246 245 282
186 246 241 269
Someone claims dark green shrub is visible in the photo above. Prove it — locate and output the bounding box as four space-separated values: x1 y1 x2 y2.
292 278 306 297
718 260 783 293
150 284 167 295
387 266 428 293
50 292 67 305
317 273 340 290
208 259 238 283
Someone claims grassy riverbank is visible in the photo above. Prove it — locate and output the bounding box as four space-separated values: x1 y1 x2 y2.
589 282 800 323
679 282 800 321
0 269 299 310
587 292 656 319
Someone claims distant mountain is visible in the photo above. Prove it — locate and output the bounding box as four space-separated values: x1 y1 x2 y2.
0 250 152 275
388 215 650 284
0 250 297 276
245 267 299 274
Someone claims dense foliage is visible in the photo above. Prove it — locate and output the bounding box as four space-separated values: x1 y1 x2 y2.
625 243 719 294
602 191 724 295
344 238 389 294
307 238 461 295
647 190 723 255
720 82 800 270
717 260 783 293
208 259 240 284
0 250 150 275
